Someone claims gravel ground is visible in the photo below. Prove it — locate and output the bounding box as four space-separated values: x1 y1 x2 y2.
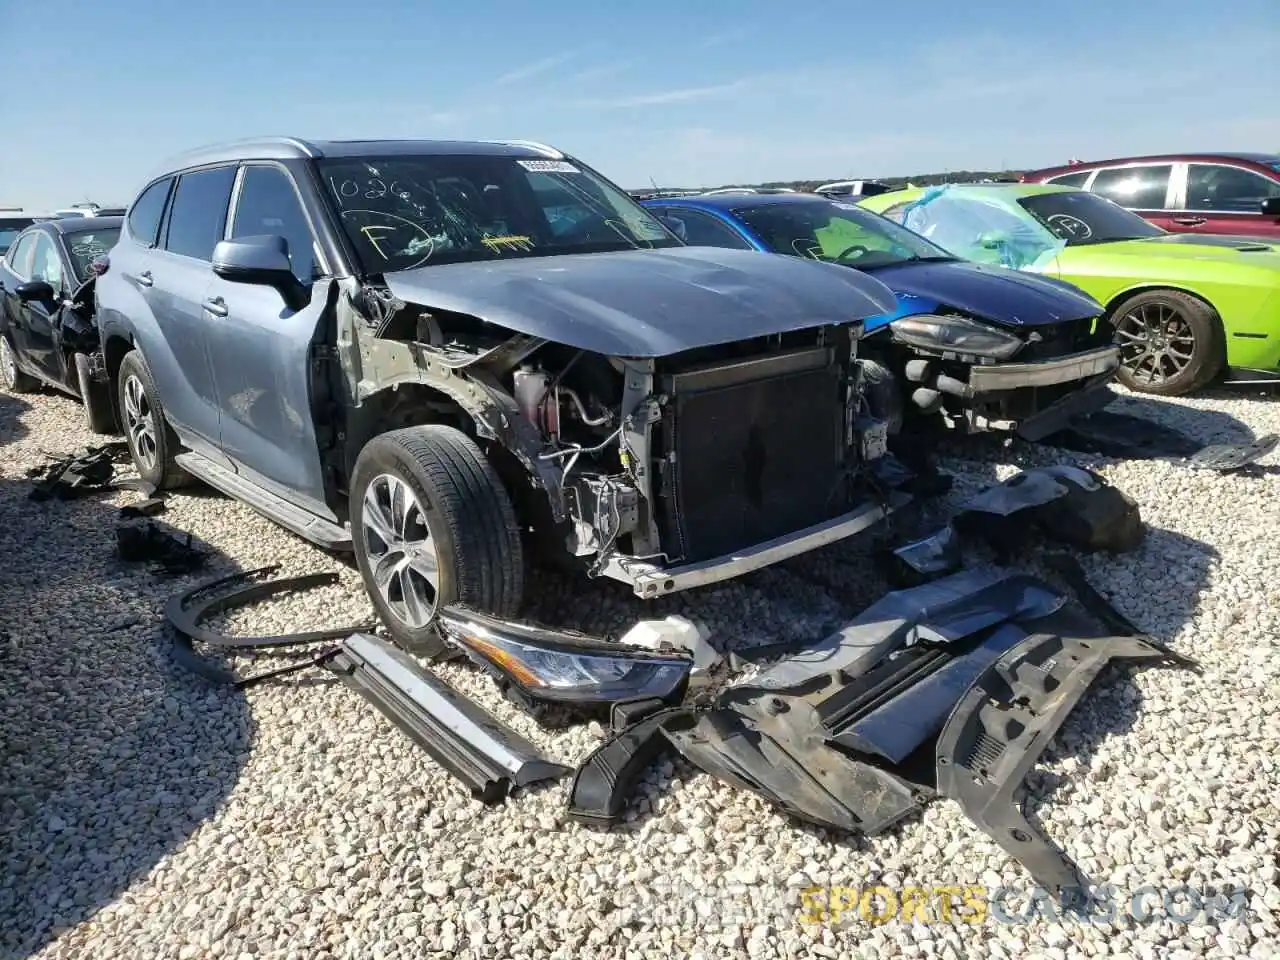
1 383 1278 960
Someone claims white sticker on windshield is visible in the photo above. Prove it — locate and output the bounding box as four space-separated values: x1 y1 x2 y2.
518 159 579 174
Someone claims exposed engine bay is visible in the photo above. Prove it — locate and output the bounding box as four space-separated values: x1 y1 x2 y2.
343 283 904 597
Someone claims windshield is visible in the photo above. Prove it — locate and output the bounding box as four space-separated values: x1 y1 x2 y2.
1018 191 1164 245
731 198 954 268
316 154 680 273
64 228 120 280
0 218 34 254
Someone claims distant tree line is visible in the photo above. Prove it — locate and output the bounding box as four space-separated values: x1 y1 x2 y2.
632 169 1027 195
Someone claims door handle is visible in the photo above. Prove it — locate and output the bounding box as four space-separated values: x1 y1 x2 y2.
137 270 154 287
203 296 229 318
1171 216 1206 226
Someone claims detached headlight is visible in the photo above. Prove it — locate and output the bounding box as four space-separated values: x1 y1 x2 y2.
437 607 692 705
890 314 1024 361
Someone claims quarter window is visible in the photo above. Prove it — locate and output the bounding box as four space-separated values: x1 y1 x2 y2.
5 233 36 277
1088 165 1173 210
127 177 173 247
661 209 754 249
230 165 321 282
1184 164 1280 212
163 167 237 261
1045 171 1091 188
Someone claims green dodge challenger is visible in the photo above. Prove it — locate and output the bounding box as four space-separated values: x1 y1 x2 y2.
859 183 1280 396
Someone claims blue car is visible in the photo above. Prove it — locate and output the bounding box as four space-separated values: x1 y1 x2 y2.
642 192 1121 441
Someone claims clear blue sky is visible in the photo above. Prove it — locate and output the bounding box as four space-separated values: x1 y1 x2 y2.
2 0 1276 207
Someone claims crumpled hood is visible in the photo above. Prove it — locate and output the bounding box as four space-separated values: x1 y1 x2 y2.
383 246 898 357
862 259 1104 331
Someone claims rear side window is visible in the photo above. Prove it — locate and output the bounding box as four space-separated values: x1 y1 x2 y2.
1046 171 1091 188
128 177 173 246
5 233 36 276
1089 165 1173 209
163 167 236 261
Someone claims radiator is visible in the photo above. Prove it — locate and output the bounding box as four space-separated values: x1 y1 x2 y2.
658 347 848 564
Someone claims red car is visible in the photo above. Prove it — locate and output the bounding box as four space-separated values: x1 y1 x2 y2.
1022 153 1280 240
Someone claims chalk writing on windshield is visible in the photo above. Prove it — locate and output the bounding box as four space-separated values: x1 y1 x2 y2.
328 176 413 206
1045 213 1093 241
481 234 535 254
340 209 437 268
70 238 112 259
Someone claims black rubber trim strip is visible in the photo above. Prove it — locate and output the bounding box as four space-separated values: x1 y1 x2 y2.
165 564 375 685
566 708 685 826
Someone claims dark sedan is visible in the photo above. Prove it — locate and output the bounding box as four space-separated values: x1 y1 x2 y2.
642 192 1119 442
0 216 120 432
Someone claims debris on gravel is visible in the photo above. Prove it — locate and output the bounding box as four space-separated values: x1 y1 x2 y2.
2 384 1277 960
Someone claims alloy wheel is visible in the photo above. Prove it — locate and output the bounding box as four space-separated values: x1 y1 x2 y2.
1115 301 1196 386
121 374 159 472
361 473 441 628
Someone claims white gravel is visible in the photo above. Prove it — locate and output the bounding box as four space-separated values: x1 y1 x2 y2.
1 383 1278 960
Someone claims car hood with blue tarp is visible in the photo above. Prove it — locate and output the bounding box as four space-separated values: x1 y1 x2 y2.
860 258 1104 332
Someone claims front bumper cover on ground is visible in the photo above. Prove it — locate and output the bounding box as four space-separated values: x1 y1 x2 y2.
567 568 1196 894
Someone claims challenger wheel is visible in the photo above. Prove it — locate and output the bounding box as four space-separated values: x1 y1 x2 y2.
350 425 525 657
117 350 189 489
1110 291 1223 396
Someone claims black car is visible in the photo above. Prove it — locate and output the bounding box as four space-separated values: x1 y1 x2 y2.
0 212 37 256
0 216 121 432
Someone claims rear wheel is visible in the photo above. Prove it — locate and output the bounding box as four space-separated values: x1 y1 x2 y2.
350 425 525 657
1110 290 1223 396
117 350 189 490
0 335 39 394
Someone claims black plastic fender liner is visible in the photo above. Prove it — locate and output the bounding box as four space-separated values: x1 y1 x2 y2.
661 710 926 836
330 633 571 804
935 630 1198 895
165 565 376 685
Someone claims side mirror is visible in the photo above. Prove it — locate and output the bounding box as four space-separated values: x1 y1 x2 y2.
15 279 55 303
212 235 309 311
1260 197 1280 216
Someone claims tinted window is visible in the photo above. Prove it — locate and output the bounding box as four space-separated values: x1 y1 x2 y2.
0 218 34 254
1089 165 1172 209
28 234 65 290
730 198 952 267
1185 164 1280 212
127 178 172 246
316 154 678 273
1019 191 1164 245
164 167 236 261
231 165 321 282
65 229 121 281
1046 171 1091 188
662 209 754 249
5 233 35 276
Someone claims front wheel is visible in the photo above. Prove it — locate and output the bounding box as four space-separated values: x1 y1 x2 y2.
350 425 525 657
74 353 117 435
1110 290 1223 396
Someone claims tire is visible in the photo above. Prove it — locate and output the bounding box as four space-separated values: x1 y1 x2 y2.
350 425 525 657
116 349 189 490
0 334 39 394
1109 290 1223 397
73 352 117 435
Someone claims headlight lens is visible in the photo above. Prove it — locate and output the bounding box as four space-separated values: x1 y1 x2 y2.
890 314 1024 360
437 607 692 704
